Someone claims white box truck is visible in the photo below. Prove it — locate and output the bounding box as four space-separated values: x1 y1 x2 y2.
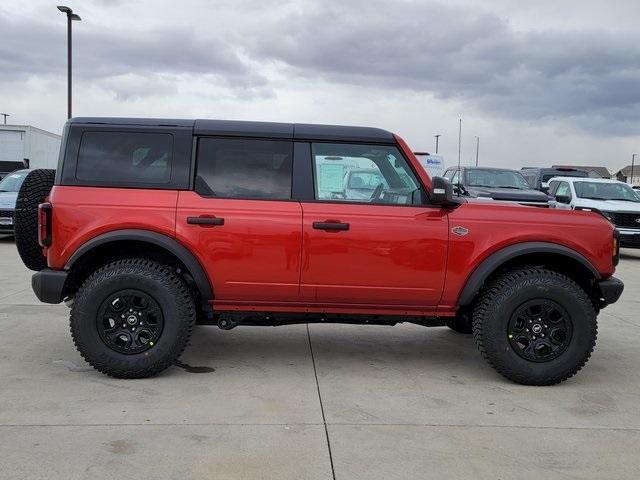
0 125 61 178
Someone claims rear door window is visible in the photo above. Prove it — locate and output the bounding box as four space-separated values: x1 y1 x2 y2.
195 138 293 200
76 131 173 184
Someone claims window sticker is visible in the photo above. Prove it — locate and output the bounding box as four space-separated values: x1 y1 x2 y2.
318 163 344 193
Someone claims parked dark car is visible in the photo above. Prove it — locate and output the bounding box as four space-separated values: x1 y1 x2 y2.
521 167 589 193
442 166 551 206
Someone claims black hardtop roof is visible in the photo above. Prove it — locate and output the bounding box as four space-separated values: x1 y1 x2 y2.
69 117 395 144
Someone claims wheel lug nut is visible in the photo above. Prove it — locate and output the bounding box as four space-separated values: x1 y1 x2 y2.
532 336 536 340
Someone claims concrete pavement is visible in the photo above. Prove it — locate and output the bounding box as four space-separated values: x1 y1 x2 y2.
1 234 639 479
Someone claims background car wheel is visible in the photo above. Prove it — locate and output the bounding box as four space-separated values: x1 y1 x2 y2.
70 258 196 378
14 169 55 271
472 267 597 385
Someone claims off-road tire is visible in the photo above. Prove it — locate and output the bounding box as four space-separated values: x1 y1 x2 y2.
70 259 196 378
472 267 597 386
14 169 55 271
446 313 472 334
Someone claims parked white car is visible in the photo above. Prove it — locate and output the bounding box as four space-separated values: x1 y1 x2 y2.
548 177 640 248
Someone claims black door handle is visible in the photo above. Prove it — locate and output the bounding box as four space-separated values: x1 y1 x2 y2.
187 216 224 226
313 221 349 231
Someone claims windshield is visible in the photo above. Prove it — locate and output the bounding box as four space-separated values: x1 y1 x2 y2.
466 169 531 189
574 181 640 202
0 171 28 192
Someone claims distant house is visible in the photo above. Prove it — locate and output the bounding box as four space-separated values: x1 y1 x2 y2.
615 165 640 186
552 165 611 179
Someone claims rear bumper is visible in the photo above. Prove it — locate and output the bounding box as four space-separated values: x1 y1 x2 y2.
597 276 624 307
32 269 68 304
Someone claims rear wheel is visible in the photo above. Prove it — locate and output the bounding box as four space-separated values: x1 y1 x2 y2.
14 169 55 271
472 267 597 385
70 258 196 378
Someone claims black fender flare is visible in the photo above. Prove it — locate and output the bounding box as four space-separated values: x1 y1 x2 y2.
457 242 601 306
65 229 214 302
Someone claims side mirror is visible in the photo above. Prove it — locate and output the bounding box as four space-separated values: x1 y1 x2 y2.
431 176 459 206
555 194 571 204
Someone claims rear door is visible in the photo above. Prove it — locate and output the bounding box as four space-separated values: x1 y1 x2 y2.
176 137 302 303
299 142 449 307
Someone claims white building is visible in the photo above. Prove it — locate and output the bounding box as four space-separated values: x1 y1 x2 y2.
0 124 61 177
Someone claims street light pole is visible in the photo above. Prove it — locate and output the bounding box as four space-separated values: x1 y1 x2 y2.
57 6 81 119
475 136 480 167
434 134 441 154
632 154 637 186
457 117 462 172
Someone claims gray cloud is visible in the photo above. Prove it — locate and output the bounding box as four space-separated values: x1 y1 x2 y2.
248 0 640 134
1 0 639 135
0 11 267 99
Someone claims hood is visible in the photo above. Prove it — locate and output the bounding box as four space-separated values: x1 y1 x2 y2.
0 191 18 210
466 186 549 203
573 198 640 212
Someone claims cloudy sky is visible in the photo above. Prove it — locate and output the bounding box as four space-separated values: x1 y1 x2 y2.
1 0 639 171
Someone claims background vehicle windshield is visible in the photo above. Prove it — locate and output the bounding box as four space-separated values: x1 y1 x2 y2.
466 169 531 189
574 181 639 202
0 171 27 192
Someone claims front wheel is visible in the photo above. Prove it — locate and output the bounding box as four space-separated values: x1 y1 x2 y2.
70 259 196 378
472 267 597 385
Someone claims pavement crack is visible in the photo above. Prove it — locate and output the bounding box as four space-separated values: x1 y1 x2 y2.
307 323 337 480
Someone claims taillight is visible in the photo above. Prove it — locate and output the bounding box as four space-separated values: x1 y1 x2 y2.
38 203 52 248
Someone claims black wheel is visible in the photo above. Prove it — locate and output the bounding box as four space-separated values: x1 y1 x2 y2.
472 267 597 385
70 258 196 378
446 312 472 334
14 169 55 271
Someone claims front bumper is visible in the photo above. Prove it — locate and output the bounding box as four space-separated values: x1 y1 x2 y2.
596 276 624 307
616 228 640 248
32 269 68 304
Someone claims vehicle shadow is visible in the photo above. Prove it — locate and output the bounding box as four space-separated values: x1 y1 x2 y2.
182 324 484 377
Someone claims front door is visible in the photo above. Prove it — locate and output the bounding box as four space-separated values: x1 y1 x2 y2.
176 137 302 303
300 142 449 307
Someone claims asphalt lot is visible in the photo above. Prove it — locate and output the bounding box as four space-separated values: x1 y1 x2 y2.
1 234 639 479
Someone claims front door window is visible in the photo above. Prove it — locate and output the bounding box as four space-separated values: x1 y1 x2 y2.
311 143 420 204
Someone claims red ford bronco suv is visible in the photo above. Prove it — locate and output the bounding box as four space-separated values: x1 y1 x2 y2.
14 118 623 384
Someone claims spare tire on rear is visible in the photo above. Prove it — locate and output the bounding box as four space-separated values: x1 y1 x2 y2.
14 169 56 271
